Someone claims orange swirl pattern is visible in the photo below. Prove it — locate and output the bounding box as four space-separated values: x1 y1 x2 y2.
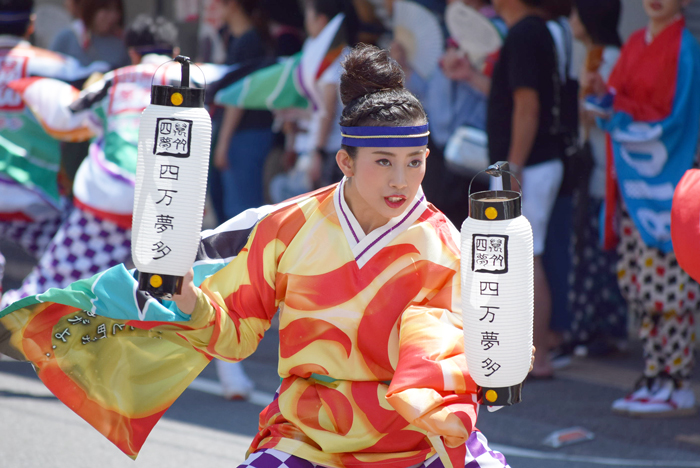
0 184 479 467
173 185 479 467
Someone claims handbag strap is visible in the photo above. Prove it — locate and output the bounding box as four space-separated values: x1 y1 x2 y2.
549 19 580 155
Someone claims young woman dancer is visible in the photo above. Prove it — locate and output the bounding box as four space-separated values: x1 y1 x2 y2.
0 44 515 467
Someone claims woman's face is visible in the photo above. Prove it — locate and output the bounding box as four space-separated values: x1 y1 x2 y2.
339 144 428 232
569 8 588 42
643 0 686 23
304 4 326 38
91 4 122 36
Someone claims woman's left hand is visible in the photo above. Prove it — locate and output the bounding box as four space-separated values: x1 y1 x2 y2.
529 346 536 373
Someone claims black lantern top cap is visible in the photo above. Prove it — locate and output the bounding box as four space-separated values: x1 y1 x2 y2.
151 55 205 108
468 161 522 221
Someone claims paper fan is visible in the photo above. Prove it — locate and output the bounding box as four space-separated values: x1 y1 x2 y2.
445 2 502 70
393 1 444 80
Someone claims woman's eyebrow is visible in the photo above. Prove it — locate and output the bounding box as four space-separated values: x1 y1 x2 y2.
371 150 397 156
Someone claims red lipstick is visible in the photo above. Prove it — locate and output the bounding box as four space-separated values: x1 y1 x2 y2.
385 195 407 209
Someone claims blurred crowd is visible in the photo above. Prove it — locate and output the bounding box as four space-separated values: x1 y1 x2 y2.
0 0 698 419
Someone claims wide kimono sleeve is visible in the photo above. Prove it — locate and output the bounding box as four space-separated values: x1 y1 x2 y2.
385 235 479 468
159 206 296 362
7 74 106 142
0 203 300 458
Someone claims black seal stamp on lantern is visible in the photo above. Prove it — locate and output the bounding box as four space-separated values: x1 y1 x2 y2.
153 117 193 157
472 234 509 274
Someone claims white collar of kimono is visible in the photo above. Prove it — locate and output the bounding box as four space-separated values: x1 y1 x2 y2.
334 176 427 268
0 36 27 48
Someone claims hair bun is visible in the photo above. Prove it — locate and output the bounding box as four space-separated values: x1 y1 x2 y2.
340 43 405 106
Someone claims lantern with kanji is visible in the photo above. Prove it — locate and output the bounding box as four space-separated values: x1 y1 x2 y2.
461 162 534 406
131 56 211 299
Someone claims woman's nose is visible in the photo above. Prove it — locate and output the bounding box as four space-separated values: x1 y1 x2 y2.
390 168 408 188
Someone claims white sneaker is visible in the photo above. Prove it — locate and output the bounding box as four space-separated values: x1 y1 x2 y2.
216 360 254 400
626 380 697 418
611 378 659 415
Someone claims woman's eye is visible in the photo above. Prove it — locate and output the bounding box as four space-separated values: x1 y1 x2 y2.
409 159 423 168
377 159 391 166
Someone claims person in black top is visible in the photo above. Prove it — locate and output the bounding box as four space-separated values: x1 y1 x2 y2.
210 0 277 401
212 0 276 222
488 0 564 378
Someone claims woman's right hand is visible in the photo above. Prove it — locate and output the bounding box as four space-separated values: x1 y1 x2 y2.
172 268 198 315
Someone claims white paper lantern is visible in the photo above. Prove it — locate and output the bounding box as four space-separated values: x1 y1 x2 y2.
461 165 533 406
131 56 212 299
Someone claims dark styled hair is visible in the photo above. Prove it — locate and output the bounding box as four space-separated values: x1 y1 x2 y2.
80 0 124 32
339 44 427 156
574 0 622 47
0 0 33 37
124 15 178 55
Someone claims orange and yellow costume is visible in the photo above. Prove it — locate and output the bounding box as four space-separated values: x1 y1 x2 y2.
0 180 480 467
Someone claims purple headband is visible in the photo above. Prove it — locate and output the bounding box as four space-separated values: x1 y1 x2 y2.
340 124 430 148
0 11 31 23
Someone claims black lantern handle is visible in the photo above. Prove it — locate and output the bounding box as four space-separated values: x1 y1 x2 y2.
468 160 523 198
174 55 190 88
149 56 208 91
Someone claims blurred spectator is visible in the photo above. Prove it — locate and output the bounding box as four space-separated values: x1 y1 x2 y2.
391 0 503 227
50 0 129 71
487 0 564 378
0 0 108 296
211 0 276 221
269 0 358 202
50 0 130 198
597 0 700 417
265 0 305 56
197 0 228 64
541 0 577 365
303 0 356 186
566 0 627 358
31 0 73 49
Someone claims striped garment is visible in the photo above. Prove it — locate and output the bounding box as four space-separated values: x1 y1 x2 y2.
0 181 501 467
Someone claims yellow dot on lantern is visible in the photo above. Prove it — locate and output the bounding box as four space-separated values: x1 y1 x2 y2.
485 390 498 402
150 275 163 288
171 92 184 106
485 207 498 220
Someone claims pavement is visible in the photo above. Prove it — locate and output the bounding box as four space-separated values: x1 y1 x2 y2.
2 239 700 468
